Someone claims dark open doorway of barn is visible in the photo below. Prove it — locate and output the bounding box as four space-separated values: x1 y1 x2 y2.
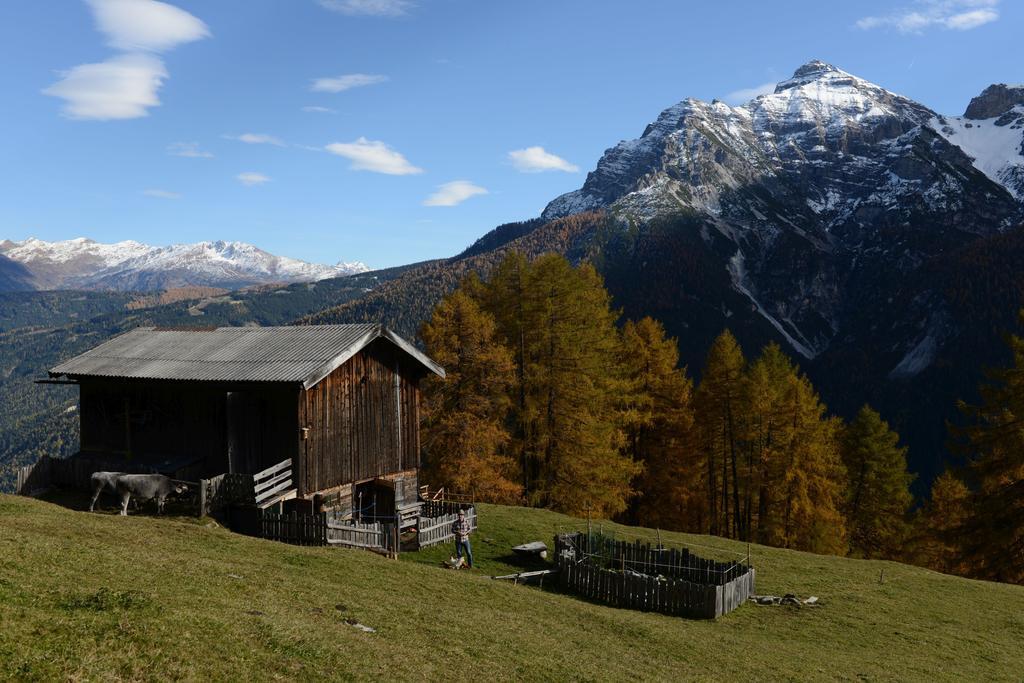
226 389 296 476
354 478 396 522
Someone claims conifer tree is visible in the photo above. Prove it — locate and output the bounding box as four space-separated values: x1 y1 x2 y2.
694 330 746 537
744 343 796 544
619 317 697 530
956 321 1024 582
419 289 522 503
478 252 532 492
745 350 847 554
518 254 639 516
911 469 969 575
841 405 915 559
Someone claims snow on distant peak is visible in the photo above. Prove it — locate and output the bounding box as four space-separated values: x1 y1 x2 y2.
2 237 150 265
0 237 369 291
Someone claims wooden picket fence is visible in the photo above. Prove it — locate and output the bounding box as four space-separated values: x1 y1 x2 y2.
259 509 328 546
554 532 754 619
417 506 477 549
326 518 399 552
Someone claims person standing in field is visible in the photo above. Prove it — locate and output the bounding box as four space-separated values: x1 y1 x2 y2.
452 509 473 568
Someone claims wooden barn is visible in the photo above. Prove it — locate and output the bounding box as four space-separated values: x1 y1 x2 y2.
46 324 445 518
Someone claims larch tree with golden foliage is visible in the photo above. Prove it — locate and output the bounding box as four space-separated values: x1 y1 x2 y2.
512 254 639 517
693 330 746 538
476 252 532 491
744 343 798 544
619 317 696 530
419 288 522 503
911 469 970 575
753 350 848 554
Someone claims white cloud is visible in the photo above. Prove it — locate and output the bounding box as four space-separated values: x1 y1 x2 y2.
316 0 413 17
143 188 181 199
508 146 579 173
167 141 213 158
945 7 999 28
87 0 210 52
44 2 209 121
42 53 168 120
423 181 488 207
856 0 999 33
237 172 270 186
325 137 422 175
723 81 776 105
224 133 285 146
302 105 336 113
311 73 388 93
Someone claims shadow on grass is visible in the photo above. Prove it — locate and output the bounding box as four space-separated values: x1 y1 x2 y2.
37 487 206 522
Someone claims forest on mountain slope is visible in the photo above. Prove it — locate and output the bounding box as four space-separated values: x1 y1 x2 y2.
419 252 1024 583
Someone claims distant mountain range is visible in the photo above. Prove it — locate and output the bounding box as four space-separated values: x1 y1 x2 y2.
0 237 368 292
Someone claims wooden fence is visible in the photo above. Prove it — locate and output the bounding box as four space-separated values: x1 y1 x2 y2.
554 532 754 619
253 459 293 508
417 506 477 549
327 518 399 553
259 510 328 546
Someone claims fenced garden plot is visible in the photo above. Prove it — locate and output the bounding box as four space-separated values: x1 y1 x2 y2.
554 532 755 619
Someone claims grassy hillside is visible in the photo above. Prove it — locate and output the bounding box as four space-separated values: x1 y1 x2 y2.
1 496 1022 681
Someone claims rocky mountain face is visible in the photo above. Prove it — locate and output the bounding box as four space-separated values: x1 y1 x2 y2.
0 254 34 291
0 237 368 292
544 60 1021 362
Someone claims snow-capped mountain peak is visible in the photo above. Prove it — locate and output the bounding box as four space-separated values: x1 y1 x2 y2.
0 237 369 291
540 60 1023 365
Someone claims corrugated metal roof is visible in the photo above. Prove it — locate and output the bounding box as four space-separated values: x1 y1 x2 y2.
49 324 445 388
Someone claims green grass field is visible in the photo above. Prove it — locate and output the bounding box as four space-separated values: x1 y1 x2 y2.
1 494 1022 681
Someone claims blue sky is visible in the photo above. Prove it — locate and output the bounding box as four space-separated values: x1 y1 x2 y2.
0 0 1019 268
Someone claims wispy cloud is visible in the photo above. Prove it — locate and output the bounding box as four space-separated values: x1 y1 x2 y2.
856 0 999 32
143 188 181 199
325 138 422 175
316 0 413 17
43 53 168 120
508 146 579 173
44 1 209 120
423 181 488 207
224 133 286 146
723 81 776 105
302 105 336 113
237 172 271 186
311 73 388 93
87 0 210 52
167 141 213 158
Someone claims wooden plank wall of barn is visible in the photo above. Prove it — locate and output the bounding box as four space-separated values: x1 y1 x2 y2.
298 339 422 495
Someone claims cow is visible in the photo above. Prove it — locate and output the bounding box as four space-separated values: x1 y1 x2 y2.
89 471 124 512
114 474 187 516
